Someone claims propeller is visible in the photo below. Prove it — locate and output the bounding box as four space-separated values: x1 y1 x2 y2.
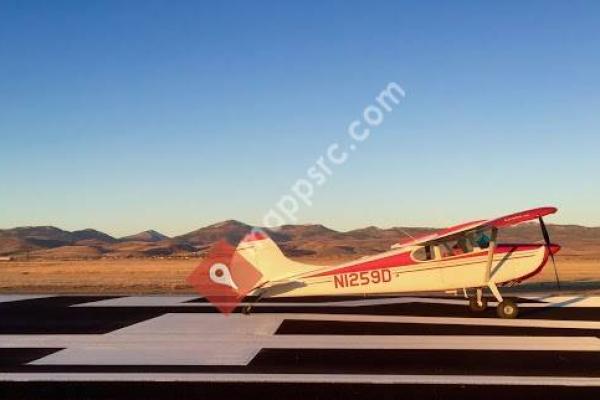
539 217 561 291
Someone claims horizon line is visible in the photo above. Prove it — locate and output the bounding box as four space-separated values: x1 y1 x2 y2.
1 219 599 239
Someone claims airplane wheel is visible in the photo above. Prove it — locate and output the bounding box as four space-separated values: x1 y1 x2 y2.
497 299 519 319
468 297 488 313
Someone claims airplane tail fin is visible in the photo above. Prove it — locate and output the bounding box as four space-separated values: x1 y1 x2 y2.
235 229 317 283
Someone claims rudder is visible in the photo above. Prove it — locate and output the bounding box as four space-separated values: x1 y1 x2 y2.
235 229 317 283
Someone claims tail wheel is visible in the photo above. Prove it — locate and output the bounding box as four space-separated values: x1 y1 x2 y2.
497 299 519 319
468 297 488 313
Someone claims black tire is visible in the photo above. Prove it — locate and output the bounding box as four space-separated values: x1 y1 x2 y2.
468 297 488 313
497 299 519 319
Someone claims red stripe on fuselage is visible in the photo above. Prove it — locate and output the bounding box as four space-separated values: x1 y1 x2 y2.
307 252 415 278
306 244 546 278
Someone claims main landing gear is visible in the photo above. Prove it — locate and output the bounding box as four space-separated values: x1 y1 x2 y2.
467 284 519 319
468 296 488 312
496 299 519 319
242 290 266 316
468 288 488 313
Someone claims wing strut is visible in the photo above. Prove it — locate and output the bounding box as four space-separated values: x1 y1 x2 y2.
484 227 498 283
484 227 504 303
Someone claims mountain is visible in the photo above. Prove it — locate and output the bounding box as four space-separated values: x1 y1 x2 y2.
175 220 253 246
105 239 195 258
345 226 436 242
499 223 600 256
29 245 105 260
121 230 169 242
72 229 117 244
0 235 34 256
0 226 116 256
1 225 73 244
270 225 438 259
275 224 345 241
1 221 599 260
0 226 75 255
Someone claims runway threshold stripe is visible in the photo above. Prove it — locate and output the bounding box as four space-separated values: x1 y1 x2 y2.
0 295 55 304
237 304 600 321
173 295 403 304
0 349 63 367
1 373 600 386
280 313 600 329
3 349 599 377
275 320 600 337
4 296 600 322
0 296 122 309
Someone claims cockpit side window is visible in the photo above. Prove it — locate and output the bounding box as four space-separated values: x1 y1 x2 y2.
412 245 435 262
437 236 476 258
438 242 454 258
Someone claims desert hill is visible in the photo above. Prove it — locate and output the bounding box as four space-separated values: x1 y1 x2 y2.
121 230 170 242
1 221 599 260
175 220 254 246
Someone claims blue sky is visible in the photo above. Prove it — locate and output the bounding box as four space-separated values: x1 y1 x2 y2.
1 0 599 236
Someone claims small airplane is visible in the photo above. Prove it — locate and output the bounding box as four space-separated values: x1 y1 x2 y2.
223 207 562 319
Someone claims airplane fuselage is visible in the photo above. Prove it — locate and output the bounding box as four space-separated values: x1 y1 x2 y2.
265 243 557 298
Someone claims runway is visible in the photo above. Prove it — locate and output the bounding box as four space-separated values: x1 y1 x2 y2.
1 294 599 399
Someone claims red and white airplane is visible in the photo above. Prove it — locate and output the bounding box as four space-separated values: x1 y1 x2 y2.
232 207 561 319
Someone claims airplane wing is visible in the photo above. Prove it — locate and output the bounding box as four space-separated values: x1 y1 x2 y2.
392 207 558 249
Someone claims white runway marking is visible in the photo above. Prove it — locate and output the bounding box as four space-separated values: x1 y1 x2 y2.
71 295 600 308
4 334 598 352
109 313 282 336
71 296 473 307
29 342 262 366
287 313 600 329
2 295 600 390
71 296 199 307
0 294 53 303
0 314 596 366
1 373 599 386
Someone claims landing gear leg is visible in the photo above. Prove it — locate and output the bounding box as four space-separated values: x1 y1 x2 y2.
488 281 519 319
488 281 503 303
468 288 488 313
242 291 265 316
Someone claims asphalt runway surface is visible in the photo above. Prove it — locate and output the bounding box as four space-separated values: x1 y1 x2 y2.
1 294 599 399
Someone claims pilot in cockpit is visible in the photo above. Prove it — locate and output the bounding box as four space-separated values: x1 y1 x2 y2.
474 231 491 249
